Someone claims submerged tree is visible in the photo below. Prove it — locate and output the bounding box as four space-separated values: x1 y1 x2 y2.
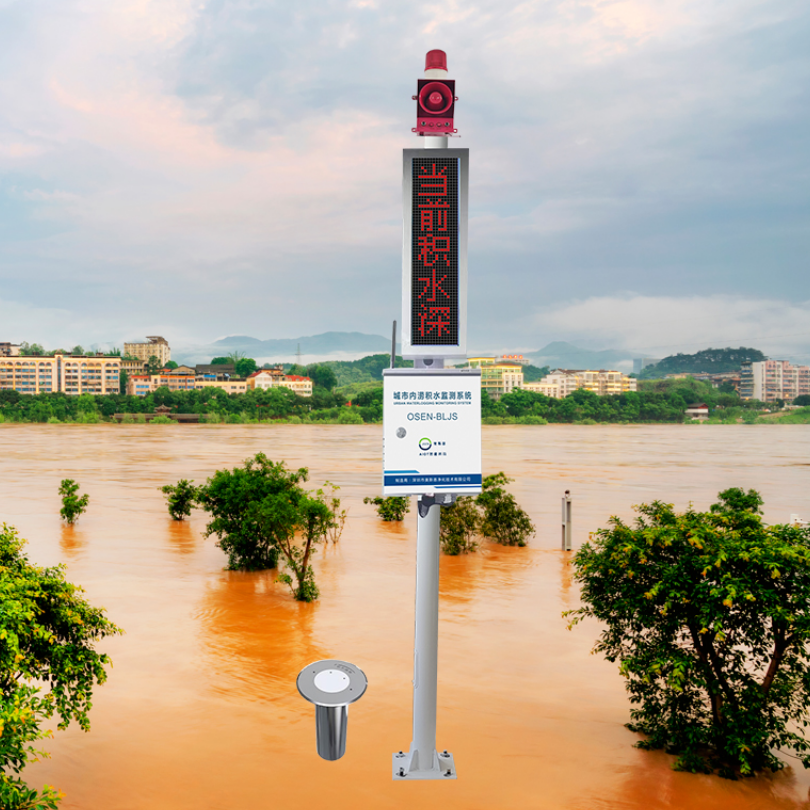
565 488 810 778
196 454 339 601
439 496 480 555
160 479 199 521
58 479 89 524
0 524 122 808
476 473 535 547
364 496 410 521
274 488 336 602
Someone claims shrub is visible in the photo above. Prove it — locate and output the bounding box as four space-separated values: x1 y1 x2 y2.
150 414 174 424
364 496 410 521
197 454 340 600
160 479 198 521
440 496 480 555
338 408 364 425
565 488 810 777
519 415 548 425
58 479 89 524
476 473 535 546
0 524 121 807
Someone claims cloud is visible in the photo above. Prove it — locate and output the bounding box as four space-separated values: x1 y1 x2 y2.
534 294 810 358
0 0 808 350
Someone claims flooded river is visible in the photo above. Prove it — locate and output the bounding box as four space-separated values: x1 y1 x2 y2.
1 424 809 809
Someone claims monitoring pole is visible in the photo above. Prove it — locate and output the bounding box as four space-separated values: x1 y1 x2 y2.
385 49 480 781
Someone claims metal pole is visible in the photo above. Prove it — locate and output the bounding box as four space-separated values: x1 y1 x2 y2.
411 495 440 770
562 490 572 551
393 493 455 778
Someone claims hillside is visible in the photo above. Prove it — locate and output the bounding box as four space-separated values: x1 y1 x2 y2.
639 347 766 379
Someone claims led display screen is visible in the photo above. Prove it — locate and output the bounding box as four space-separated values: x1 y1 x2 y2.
411 157 459 346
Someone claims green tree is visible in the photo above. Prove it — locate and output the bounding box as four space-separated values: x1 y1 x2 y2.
364 496 410 521
307 364 338 391
164 361 178 370
145 356 162 375
440 496 480 555
476 473 535 546
160 480 198 520
210 357 230 365
119 369 129 395
70 345 84 356
0 524 122 808
58 480 88 524
274 487 336 602
565 489 810 777
234 358 258 378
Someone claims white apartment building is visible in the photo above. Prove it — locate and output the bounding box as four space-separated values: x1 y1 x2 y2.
246 370 313 397
124 336 171 366
0 355 121 395
740 360 810 402
522 369 637 399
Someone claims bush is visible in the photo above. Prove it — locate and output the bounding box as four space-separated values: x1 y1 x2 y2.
364 496 410 521
338 408 364 425
0 524 121 806
160 479 198 521
58 479 88 524
565 488 810 777
196 454 339 600
519 415 548 425
150 414 174 424
440 496 479 555
477 473 535 546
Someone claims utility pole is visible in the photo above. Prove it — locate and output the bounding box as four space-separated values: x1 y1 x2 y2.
384 49 480 781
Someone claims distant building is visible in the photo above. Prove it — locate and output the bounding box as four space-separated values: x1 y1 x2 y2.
127 373 197 396
633 357 662 374
0 355 120 395
740 360 810 402
195 378 248 395
466 358 524 399
120 357 146 376
499 354 530 366
0 343 21 357
246 369 312 397
523 369 637 399
124 336 171 366
195 363 235 377
684 403 710 421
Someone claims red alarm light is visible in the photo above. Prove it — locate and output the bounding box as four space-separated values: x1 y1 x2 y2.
413 50 457 136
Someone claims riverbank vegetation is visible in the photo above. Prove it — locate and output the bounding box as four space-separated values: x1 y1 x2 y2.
1 375 805 426
0 525 121 808
566 489 810 778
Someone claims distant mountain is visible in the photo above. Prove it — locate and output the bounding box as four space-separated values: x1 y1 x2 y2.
174 331 394 365
639 347 766 379
524 341 635 372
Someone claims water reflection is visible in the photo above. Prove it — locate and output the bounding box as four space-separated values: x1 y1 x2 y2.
165 519 197 556
195 570 326 703
59 524 86 556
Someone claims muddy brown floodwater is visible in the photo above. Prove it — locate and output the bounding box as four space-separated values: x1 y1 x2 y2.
1 424 810 809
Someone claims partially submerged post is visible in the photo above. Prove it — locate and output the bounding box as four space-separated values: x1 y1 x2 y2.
384 49 481 781
562 490 572 551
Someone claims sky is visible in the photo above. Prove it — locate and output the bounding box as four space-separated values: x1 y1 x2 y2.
1 0 808 360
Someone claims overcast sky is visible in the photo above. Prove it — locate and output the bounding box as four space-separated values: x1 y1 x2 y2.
1 0 808 358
